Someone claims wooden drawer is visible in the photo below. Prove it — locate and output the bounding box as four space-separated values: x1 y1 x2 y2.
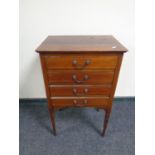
50 97 108 107
44 55 118 70
47 70 114 85
49 85 111 97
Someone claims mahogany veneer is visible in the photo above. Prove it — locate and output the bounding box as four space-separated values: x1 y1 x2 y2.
36 35 127 136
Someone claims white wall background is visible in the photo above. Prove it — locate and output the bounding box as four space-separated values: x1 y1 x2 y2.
19 0 134 98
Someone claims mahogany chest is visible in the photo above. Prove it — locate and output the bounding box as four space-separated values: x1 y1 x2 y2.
36 35 127 136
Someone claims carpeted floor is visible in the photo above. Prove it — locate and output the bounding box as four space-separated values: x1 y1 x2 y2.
19 98 135 155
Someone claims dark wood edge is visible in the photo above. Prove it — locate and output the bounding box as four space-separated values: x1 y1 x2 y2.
35 51 127 54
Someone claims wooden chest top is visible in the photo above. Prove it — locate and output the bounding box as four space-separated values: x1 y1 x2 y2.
36 35 127 53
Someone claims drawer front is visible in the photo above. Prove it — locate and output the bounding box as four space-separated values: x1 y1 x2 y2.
50 97 108 107
44 55 118 70
49 85 111 97
47 70 114 85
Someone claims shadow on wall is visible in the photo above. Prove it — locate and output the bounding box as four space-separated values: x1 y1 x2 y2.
19 55 45 98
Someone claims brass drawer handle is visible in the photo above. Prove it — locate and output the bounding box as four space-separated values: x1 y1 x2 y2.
73 99 88 106
72 74 89 84
72 59 91 69
73 88 88 96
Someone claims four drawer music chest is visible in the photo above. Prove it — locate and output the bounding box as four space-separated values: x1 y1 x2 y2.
36 35 127 136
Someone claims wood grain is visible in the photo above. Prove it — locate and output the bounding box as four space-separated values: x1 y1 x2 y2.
44 54 118 70
36 35 127 53
49 85 111 97
47 70 115 85
50 97 108 107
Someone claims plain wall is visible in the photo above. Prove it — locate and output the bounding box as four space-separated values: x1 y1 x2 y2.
19 0 134 98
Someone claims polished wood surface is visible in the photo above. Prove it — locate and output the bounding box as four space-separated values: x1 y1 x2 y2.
50 97 108 107
49 85 111 97
36 36 127 53
47 70 114 85
36 35 127 137
44 54 118 70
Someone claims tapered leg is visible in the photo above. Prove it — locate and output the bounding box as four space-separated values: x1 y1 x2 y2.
101 110 110 137
49 108 56 136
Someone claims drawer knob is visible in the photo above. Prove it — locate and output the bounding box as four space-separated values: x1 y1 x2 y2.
72 74 89 84
72 59 91 69
73 100 87 106
84 88 88 93
73 88 88 96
